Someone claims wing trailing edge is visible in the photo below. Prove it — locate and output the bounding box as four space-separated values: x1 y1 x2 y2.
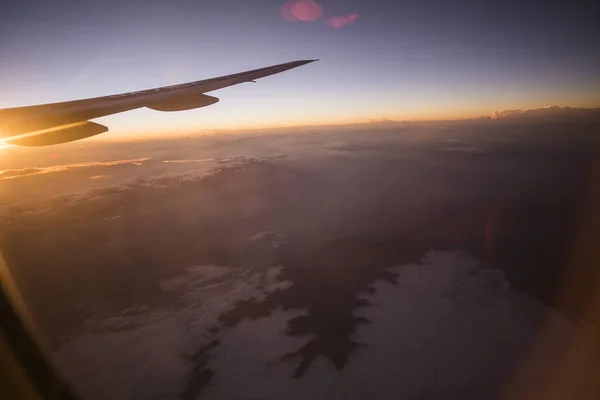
6 121 108 147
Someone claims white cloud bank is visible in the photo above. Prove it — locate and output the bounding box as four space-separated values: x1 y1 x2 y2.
51 251 598 399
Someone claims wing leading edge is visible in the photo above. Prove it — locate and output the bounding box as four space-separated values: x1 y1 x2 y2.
0 59 318 146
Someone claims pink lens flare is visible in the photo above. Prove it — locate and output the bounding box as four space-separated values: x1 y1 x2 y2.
327 14 359 28
281 0 323 22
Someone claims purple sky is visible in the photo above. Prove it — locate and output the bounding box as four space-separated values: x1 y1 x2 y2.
1 0 599 136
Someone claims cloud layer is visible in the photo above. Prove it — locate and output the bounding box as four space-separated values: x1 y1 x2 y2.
491 106 600 120
52 251 598 399
0 158 150 181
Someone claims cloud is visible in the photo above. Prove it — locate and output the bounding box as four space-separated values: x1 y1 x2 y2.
490 109 524 119
491 106 600 121
51 259 295 399
161 159 214 164
148 155 286 185
1 155 287 217
437 146 488 155
0 158 150 181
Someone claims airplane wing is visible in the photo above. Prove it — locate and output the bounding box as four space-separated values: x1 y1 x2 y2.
0 59 318 147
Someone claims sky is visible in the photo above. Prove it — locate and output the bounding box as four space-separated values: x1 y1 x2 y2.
0 0 599 137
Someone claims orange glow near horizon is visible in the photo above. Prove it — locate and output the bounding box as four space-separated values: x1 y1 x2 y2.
87 97 600 140
0 100 598 147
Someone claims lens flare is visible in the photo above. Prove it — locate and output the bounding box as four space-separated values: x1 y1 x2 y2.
327 14 359 29
281 0 323 22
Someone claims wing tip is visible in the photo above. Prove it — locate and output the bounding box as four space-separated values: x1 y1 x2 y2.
294 59 320 65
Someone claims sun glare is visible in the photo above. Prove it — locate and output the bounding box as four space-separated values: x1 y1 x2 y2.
0 141 12 152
